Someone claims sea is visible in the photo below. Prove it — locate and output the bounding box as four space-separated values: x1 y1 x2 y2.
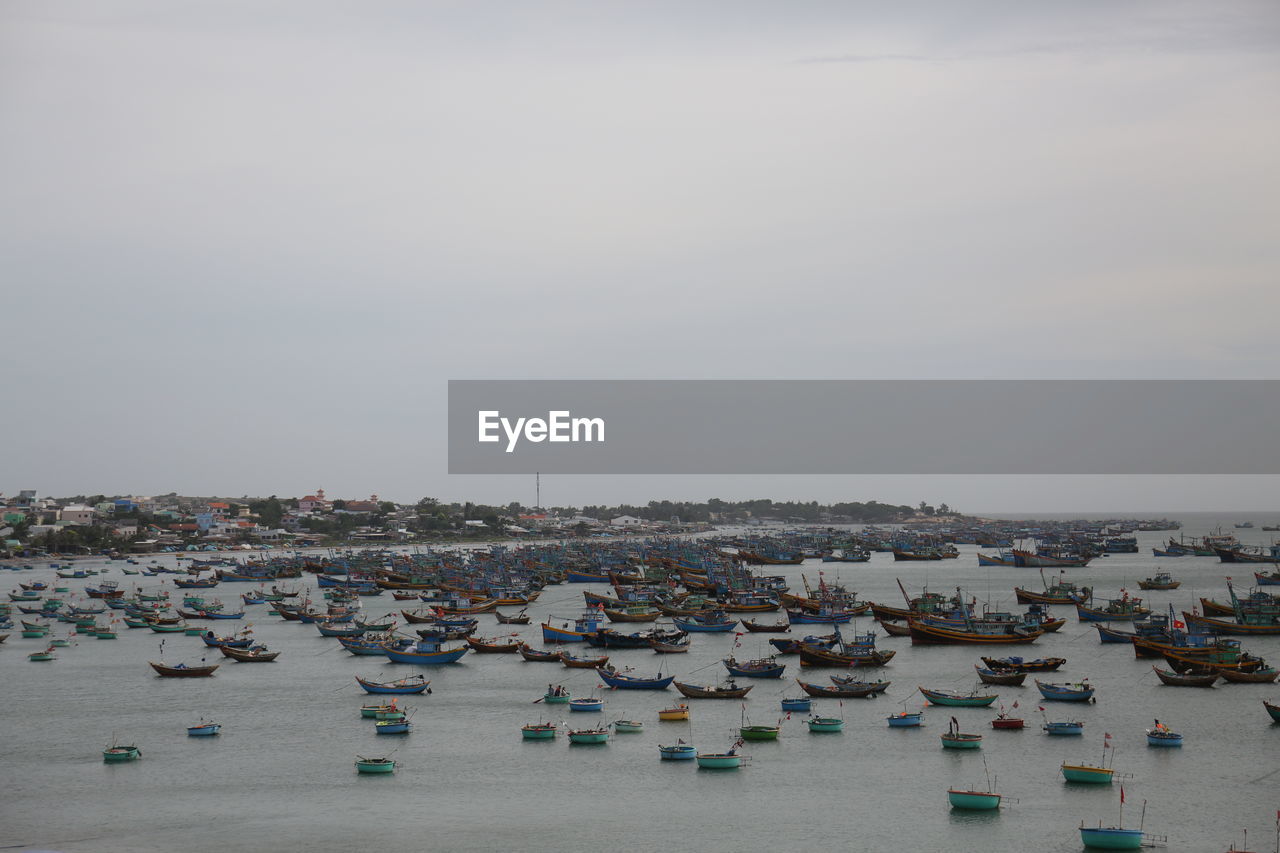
1 511 1277 853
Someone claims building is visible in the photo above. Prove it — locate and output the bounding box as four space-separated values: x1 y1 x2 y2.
609 515 644 527
58 505 96 525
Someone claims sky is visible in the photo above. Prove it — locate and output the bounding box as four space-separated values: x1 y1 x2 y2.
2 1 1278 512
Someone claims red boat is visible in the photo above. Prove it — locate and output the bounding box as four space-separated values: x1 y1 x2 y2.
990 707 1025 729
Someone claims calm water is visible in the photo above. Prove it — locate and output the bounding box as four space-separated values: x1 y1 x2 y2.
2 513 1277 853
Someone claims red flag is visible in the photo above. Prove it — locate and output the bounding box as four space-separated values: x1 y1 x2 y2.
1173 619 1185 630
1038 706 1045 711
1011 701 1018 709
1120 786 1126 804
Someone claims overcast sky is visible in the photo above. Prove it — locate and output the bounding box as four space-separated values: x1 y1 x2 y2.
2 1 1278 511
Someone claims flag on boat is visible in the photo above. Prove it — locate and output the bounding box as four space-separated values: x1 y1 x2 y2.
1120 786 1126 804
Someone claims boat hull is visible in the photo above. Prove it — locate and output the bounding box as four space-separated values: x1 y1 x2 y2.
1079 827 1144 850
947 790 1001 810
1061 764 1114 783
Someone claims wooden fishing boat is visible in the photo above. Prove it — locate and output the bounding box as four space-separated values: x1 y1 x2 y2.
1152 665 1217 687
568 697 605 712
602 605 661 623
1217 665 1278 683
1137 572 1181 591
494 609 531 624
1183 610 1280 636
566 726 610 744
558 648 609 668
103 744 141 762
360 703 395 718
670 613 737 632
1036 679 1095 701
465 635 521 653
739 724 780 741
975 665 1027 686
674 680 753 699
220 644 280 662
696 747 746 768
650 637 692 653
149 661 219 677
658 742 697 760
740 618 791 633
613 719 645 733
596 668 674 690
354 674 431 695
381 638 469 664
658 704 690 721
1043 720 1085 736
1075 595 1151 623
1264 699 1280 721
801 677 891 698
518 643 562 662
908 617 1044 645
541 611 606 643
797 644 896 668
947 789 1001 810
521 722 558 740
354 755 397 773
723 656 786 679
187 721 221 736
918 686 999 707
875 618 913 637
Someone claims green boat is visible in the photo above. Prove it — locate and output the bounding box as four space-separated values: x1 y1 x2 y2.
149 622 189 633
95 630 118 639
542 689 571 704
20 630 48 639
521 723 558 739
806 716 845 733
361 703 394 719
612 719 645 733
696 751 745 769
103 745 140 763
28 650 56 662
1078 826 1144 849
374 708 407 722
49 638 71 647
567 726 609 744
354 755 396 774
739 725 780 741
947 789 1001 809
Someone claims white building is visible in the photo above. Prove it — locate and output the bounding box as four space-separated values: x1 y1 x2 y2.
58 505 96 525
609 515 644 527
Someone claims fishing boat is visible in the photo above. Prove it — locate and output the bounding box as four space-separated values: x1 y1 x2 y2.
658 741 697 760
103 743 141 762
947 788 1001 810
981 655 1066 672
28 648 56 662
807 715 845 733
567 726 610 744
697 741 747 768
918 686 999 707
1035 679 1095 702
1076 594 1151 623
541 610 605 643
658 704 690 721
799 678 890 698
381 637 468 664
1044 720 1085 736
1079 826 1145 850
375 719 412 735
781 697 812 713
908 615 1044 645
1152 665 1218 687
975 664 1027 686
494 609 531 625
560 652 610 668
465 635 521 653
740 618 791 633
187 721 221 737
542 685 571 704
220 644 280 662
518 643 562 662
670 612 737 632
990 706 1025 729
650 637 692 653
354 755 397 773
360 703 395 718
739 722 780 741
1014 571 1092 605
613 719 645 733
568 697 605 712
1146 721 1182 747
354 674 431 695
521 722 558 740
887 710 924 728
149 661 219 677
1062 763 1116 784
1137 572 1181 591
940 717 982 749
723 656 786 679
1218 665 1279 684
1264 699 1280 722
595 667 674 690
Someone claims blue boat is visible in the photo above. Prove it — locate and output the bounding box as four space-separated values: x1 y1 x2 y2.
568 697 604 712
187 721 221 737
1094 624 1136 644
381 638 468 665
671 613 736 633
780 697 812 713
596 668 675 690
887 711 924 728
1146 722 1182 747
1044 720 1085 736
339 635 396 655
658 742 697 760
1079 826 1144 849
1036 679 1095 702
723 656 785 679
375 720 412 734
354 674 431 694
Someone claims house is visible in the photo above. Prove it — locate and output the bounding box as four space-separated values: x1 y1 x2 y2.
113 521 140 538
58 505 96 525
609 515 644 527
298 490 330 513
